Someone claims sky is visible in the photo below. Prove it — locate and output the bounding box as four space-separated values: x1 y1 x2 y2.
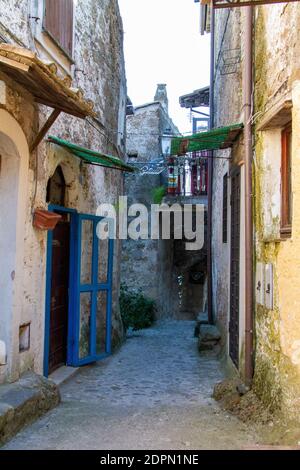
118 0 211 134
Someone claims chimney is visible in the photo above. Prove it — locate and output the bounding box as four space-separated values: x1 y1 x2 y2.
154 84 168 113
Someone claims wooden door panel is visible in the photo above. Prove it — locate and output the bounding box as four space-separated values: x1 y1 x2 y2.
48 220 70 374
229 170 240 368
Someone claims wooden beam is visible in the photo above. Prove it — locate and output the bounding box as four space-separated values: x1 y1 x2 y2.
0 55 29 72
0 44 36 59
30 108 61 152
213 0 300 8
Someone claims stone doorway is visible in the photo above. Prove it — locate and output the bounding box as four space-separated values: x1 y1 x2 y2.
48 214 71 374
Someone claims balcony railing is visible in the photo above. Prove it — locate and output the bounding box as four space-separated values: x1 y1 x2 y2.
167 151 209 197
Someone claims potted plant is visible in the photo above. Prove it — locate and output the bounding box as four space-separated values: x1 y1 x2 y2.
33 209 62 231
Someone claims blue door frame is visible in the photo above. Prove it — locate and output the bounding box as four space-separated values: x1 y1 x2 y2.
71 213 114 367
44 205 114 377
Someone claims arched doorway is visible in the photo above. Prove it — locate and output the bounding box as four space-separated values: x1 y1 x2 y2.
46 166 71 374
44 165 115 376
0 132 20 369
46 165 66 206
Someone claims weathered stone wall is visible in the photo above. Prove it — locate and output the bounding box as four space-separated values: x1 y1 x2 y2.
126 104 161 162
0 1 32 47
212 8 243 356
253 5 300 420
0 0 126 383
122 100 178 318
213 4 300 420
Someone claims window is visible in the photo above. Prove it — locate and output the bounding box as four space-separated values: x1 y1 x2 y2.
222 173 228 243
43 0 74 57
281 124 292 238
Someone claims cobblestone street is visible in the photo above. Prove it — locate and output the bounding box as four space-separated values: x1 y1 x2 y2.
3 321 261 450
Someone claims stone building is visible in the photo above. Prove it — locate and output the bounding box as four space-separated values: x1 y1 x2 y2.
208 7 244 366
122 85 208 320
121 85 179 318
201 2 300 421
0 0 130 385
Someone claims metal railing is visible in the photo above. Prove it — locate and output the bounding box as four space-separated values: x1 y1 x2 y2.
167 151 209 197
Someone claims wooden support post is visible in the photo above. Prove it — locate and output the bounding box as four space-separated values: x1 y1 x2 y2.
30 108 61 152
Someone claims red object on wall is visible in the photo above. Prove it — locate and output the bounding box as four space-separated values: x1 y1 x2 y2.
33 209 62 231
167 158 178 194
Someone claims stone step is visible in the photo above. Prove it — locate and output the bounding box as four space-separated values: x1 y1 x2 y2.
198 324 221 352
0 372 60 446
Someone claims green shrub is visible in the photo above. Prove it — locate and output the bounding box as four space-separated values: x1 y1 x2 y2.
119 283 156 332
152 185 166 204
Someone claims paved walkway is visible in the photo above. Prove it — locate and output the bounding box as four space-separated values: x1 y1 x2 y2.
3 321 260 450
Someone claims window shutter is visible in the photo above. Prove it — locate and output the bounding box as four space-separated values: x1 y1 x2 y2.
281 125 292 237
44 0 74 56
60 0 74 56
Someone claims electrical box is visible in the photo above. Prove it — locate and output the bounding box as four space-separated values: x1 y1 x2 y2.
265 263 274 310
255 262 265 306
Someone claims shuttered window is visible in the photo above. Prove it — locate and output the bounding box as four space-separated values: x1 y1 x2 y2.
44 0 74 57
281 124 292 238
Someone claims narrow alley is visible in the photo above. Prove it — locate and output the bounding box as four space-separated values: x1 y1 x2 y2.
2 0 300 457
3 322 259 450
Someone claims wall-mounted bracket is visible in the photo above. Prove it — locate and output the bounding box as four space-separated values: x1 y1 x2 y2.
30 109 61 153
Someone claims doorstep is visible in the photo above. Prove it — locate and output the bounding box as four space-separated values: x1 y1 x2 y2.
49 365 79 386
0 371 60 446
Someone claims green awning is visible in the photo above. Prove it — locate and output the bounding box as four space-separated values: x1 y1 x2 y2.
170 123 243 155
48 136 135 172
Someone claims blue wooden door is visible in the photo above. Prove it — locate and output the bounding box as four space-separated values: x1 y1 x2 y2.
70 213 114 366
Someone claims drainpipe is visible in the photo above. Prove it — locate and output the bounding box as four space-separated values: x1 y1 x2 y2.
244 6 254 387
207 7 215 325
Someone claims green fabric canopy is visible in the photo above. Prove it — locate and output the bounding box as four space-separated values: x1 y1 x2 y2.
170 123 243 155
48 136 135 172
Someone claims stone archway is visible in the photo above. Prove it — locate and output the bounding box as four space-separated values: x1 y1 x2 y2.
0 109 29 382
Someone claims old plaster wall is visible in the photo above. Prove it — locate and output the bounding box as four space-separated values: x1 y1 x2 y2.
0 0 126 383
122 101 178 318
213 5 300 415
253 5 300 419
212 8 244 359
